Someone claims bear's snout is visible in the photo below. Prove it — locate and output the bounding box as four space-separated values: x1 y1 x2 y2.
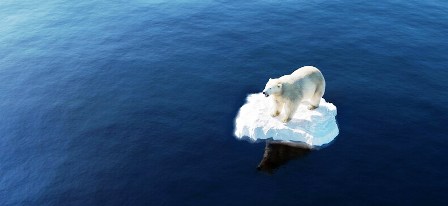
262 92 269 97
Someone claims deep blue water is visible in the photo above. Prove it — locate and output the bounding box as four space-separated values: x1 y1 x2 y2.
1 0 448 205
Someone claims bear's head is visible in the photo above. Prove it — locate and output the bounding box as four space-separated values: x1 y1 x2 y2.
262 78 282 97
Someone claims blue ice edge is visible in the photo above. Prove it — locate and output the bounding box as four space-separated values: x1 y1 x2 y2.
237 135 337 150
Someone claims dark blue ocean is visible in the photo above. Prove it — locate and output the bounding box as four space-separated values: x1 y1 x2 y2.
1 0 448 205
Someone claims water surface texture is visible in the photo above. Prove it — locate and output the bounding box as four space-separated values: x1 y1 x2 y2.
1 0 447 205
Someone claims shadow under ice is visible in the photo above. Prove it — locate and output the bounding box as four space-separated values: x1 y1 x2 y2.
257 141 312 173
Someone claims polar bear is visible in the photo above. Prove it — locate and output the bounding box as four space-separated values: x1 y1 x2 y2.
262 66 326 123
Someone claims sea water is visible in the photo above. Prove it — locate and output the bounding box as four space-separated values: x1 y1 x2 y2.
0 0 447 205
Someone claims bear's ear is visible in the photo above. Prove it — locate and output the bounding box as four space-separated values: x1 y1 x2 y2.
277 83 282 88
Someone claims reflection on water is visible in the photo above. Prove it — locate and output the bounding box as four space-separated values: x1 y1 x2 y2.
257 141 312 173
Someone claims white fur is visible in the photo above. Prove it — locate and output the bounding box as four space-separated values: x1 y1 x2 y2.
262 66 326 123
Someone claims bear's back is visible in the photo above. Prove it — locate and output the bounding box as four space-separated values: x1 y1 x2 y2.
291 66 321 79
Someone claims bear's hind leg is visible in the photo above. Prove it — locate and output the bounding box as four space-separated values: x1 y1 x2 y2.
282 101 298 123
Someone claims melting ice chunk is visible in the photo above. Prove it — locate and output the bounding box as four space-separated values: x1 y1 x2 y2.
234 93 339 147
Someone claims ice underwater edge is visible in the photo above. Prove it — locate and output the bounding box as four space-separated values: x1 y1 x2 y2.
234 93 339 147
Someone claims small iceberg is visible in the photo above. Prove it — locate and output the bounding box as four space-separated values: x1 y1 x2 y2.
234 93 339 147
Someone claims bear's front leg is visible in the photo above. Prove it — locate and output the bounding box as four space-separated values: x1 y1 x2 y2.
270 99 283 117
282 117 291 123
282 101 298 123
